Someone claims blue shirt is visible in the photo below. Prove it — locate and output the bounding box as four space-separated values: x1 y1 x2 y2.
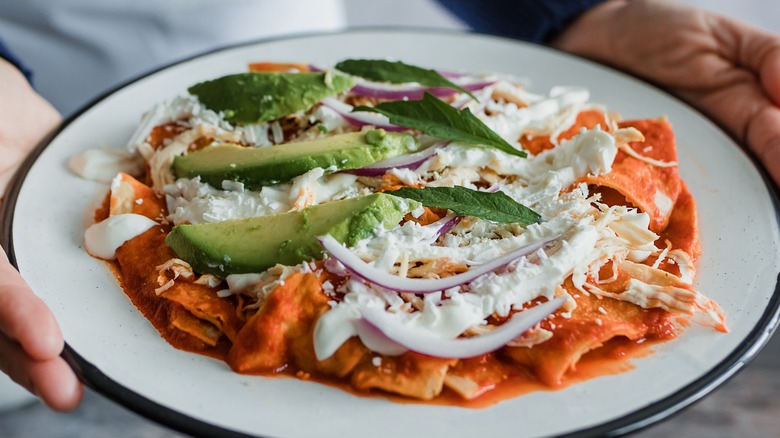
437 0 606 42
0 38 32 82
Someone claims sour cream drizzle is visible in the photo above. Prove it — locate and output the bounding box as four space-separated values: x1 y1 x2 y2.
84 214 159 260
68 149 144 183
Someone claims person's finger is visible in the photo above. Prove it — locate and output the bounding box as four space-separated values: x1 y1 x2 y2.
761 46 780 107
0 58 61 195
0 332 82 412
0 249 63 361
712 13 780 106
746 104 780 188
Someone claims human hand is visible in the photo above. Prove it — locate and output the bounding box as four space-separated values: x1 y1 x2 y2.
0 250 82 411
0 58 61 191
553 0 780 188
0 58 82 411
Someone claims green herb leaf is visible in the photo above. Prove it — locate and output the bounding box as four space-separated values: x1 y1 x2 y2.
188 71 354 125
335 59 477 100
388 186 541 225
355 93 526 157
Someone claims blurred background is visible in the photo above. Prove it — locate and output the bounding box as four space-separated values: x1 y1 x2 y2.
1 0 778 437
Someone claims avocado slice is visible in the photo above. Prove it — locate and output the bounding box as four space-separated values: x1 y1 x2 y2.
165 193 419 277
188 71 354 124
172 130 418 190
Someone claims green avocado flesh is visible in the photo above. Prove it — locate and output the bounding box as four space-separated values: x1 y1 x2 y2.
165 193 419 277
172 130 418 190
187 71 354 124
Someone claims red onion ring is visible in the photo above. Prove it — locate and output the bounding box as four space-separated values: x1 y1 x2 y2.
311 64 465 79
316 233 561 294
355 318 408 356
437 70 466 79
485 183 502 193
320 97 404 131
350 80 495 101
359 296 566 358
435 215 462 238
343 143 442 177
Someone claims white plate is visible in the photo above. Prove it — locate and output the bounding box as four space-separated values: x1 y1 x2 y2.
2 30 779 438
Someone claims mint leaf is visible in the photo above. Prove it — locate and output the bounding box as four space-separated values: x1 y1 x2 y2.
335 59 477 100
354 93 526 158
388 186 541 225
188 71 354 124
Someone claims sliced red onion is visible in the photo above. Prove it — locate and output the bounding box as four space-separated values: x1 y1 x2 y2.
432 188 497 238
485 183 502 193
316 233 561 294
435 215 462 238
359 296 566 358
312 64 464 79
437 70 466 79
320 97 404 131
355 318 409 356
310 64 490 100
344 143 442 177
350 80 494 101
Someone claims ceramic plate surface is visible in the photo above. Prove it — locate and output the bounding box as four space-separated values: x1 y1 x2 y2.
2 30 779 438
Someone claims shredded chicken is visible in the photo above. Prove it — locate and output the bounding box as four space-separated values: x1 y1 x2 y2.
154 258 195 295
586 260 727 332
406 258 470 279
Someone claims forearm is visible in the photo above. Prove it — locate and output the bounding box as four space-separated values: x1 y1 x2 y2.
550 0 626 57
0 58 60 195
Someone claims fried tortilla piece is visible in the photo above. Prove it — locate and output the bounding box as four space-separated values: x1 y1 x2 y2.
377 173 423 192
581 118 682 232
169 306 222 347
248 62 310 73
590 258 727 332
115 228 229 357
147 123 189 149
583 177 727 332
520 109 609 155
109 172 166 219
116 228 240 356
109 174 243 345
286 279 370 378
444 354 514 400
227 271 372 377
291 336 370 379
503 286 675 387
404 207 448 226
227 273 329 373
658 182 700 262
350 353 456 400
160 282 242 343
